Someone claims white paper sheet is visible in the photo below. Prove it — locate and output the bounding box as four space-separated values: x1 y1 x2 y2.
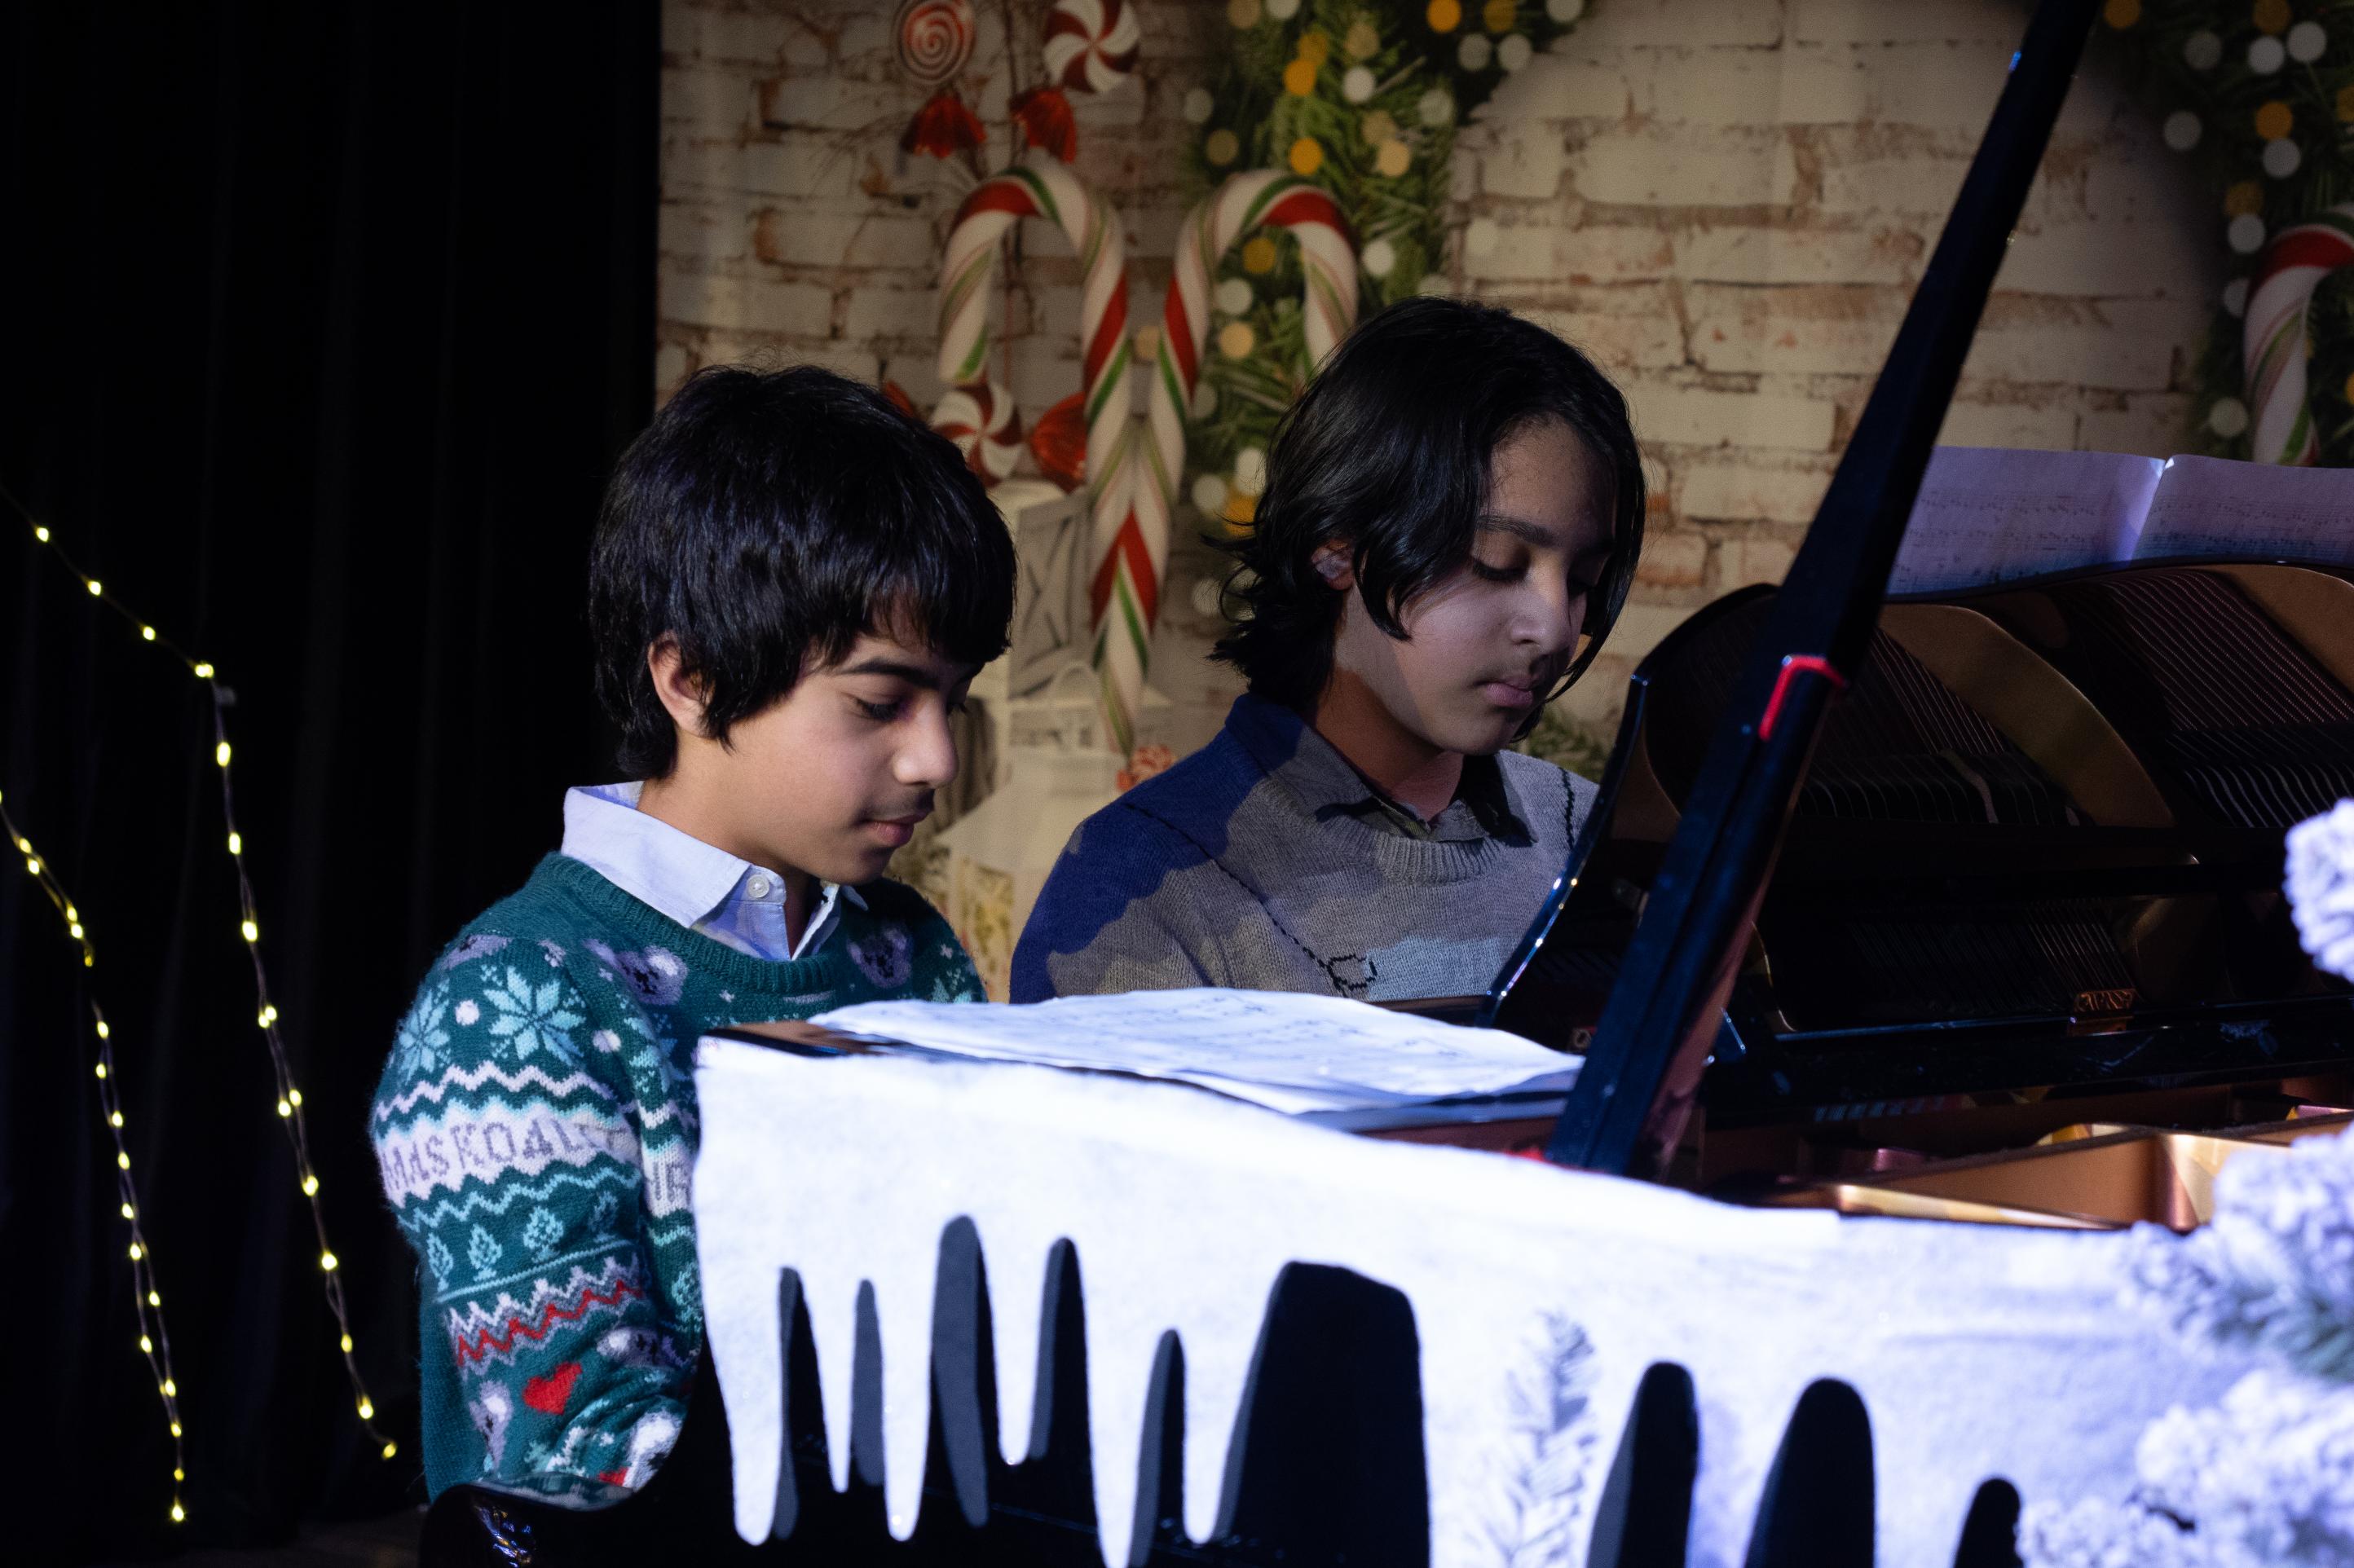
813 988 1579 1115
2134 451 2354 564
1887 446 2162 594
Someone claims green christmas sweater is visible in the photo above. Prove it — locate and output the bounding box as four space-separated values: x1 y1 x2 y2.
371 852 981 1506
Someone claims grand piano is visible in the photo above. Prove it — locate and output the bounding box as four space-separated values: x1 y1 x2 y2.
420 1 2354 1562
1471 549 2354 1199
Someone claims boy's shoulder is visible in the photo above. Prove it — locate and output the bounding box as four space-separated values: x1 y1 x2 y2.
423 853 599 962
403 856 672 1030
1493 747 1582 797
1492 749 1598 841
1074 726 1263 854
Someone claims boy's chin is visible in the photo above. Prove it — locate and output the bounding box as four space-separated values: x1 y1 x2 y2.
814 828 915 886
1432 711 1525 758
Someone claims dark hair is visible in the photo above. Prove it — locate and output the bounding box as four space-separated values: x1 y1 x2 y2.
589 364 1016 777
1213 296 1645 715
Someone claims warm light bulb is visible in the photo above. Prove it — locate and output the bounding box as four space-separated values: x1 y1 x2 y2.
33 525 49 542
86 579 102 597
140 1335 153 1354
302 1174 319 1196
276 1099 291 1118
25 857 39 874
65 903 77 921
148 1290 161 1306
381 1441 398 1460
340 1332 354 1353
69 922 83 939
170 1420 182 1438
120 1202 134 1220
356 1397 374 1420
174 1468 184 1482
214 741 231 767
241 918 258 943
141 625 156 641
288 1087 302 1107
110 1112 124 1128
227 832 241 856
193 662 214 679
128 1242 141 1261
95 1061 108 1078
161 1377 176 1398
11 836 26 852
170 1503 185 1523
118 1152 130 1170
97 1020 109 1039
320 1250 338 1272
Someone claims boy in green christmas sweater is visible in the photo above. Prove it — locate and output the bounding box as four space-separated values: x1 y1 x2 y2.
371 366 1015 1508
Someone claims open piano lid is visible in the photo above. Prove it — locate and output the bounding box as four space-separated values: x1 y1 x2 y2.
1481 0 2131 1177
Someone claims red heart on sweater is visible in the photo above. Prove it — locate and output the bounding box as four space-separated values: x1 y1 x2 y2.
522 1362 580 1415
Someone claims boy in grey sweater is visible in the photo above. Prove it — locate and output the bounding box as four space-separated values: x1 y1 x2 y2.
1012 297 1645 1003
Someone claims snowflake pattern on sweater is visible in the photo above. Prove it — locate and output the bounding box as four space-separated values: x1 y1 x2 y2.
372 852 981 1507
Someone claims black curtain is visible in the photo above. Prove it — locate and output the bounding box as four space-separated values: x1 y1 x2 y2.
1 3 655 1559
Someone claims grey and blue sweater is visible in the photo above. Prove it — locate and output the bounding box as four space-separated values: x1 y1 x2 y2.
1012 694 1594 1002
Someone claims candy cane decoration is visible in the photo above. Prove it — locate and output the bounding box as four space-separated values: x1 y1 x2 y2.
2244 204 2354 465
1043 0 1140 95
1087 171 1357 754
936 161 1132 510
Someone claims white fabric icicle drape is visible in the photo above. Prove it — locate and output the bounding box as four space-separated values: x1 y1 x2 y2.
691 1040 2252 1568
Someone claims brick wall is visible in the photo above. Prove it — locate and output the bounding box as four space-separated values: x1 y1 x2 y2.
659 0 2220 734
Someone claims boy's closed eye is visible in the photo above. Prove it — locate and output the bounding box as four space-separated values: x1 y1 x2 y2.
848 686 974 722
835 654 975 724
1470 516 1611 594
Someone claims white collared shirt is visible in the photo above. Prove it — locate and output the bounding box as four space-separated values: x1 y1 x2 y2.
558 782 862 962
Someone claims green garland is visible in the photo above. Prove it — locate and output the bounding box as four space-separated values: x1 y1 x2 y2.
2101 0 2354 461
1177 0 1592 531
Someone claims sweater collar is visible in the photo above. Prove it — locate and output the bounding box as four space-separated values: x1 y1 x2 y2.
525 852 884 996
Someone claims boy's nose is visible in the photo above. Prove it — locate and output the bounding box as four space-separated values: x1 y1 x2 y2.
1519 577 1585 652
895 706 959 790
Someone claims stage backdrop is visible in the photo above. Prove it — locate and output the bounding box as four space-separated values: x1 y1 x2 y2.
0 2 655 1560
655 0 2220 751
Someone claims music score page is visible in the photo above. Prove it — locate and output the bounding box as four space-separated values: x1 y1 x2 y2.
813 989 1578 1114
2136 452 2354 563
1887 445 2162 593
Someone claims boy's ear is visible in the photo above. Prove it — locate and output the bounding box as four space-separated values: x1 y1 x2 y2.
646 637 712 739
1311 540 1356 592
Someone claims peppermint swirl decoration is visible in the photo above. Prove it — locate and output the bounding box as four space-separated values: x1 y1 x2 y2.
894 0 975 89
1043 0 1140 95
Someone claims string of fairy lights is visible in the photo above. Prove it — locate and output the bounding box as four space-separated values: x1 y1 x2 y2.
1 790 190 1523
4 482 397 1522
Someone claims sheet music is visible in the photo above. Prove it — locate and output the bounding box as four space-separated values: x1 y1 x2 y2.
813 989 1578 1115
2135 452 2354 564
1886 445 2162 593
